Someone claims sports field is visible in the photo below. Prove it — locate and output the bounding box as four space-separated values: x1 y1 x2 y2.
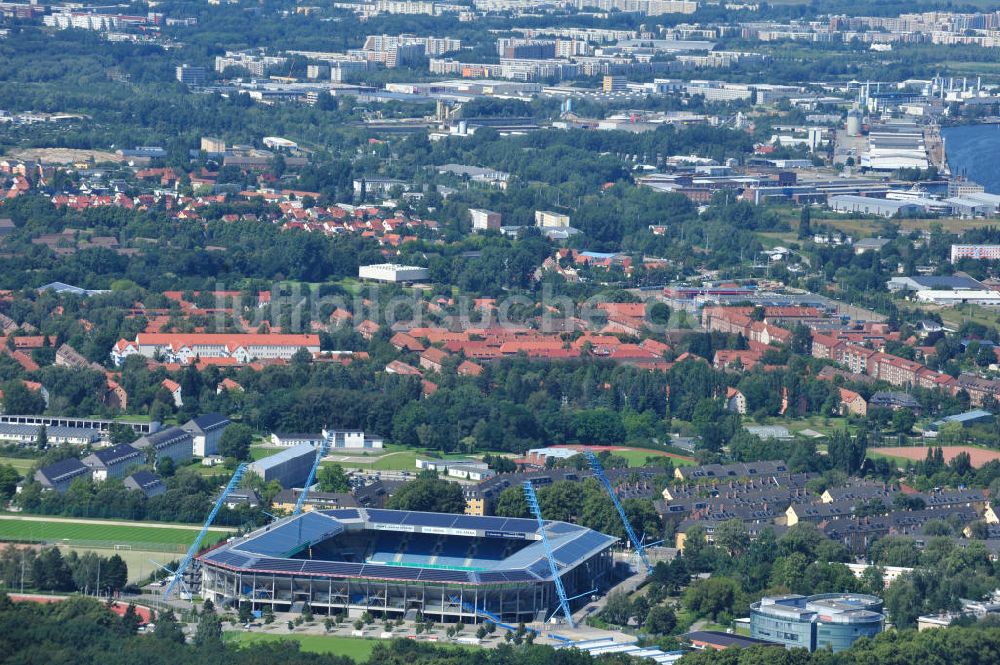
548 445 696 467
225 632 473 661
0 457 35 473
0 515 231 553
224 633 378 660
869 445 1000 469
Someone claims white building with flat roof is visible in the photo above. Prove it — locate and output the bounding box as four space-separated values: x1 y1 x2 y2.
469 208 501 231
358 264 430 282
828 195 923 218
535 210 570 228
951 244 1000 263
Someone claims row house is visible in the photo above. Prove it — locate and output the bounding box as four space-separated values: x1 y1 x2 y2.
953 373 1000 407
111 332 321 366
662 473 817 502
868 352 923 387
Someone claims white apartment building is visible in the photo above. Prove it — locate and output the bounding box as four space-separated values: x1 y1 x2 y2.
111 333 320 366
535 210 571 228
951 244 1000 263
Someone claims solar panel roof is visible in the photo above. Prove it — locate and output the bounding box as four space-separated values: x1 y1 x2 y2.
236 512 344 557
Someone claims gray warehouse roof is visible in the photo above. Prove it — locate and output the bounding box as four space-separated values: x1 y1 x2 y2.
251 443 316 471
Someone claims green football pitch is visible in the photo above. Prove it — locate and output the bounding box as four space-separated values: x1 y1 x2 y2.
0 516 230 552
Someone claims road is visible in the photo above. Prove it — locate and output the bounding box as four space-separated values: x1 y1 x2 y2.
572 564 648 625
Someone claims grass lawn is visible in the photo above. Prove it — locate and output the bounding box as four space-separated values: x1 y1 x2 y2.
0 457 35 473
250 446 275 461
0 516 230 552
225 632 472 661
225 632 379 660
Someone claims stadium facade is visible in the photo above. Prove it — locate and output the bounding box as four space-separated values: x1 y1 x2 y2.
199 508 617 623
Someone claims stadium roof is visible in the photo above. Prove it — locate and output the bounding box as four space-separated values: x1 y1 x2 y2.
200 508 617 585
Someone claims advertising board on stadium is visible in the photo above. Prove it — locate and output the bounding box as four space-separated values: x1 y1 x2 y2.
372 523 416 533
485 530 527 540
422 527 478 537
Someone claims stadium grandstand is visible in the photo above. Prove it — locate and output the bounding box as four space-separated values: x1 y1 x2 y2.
199 508 617 624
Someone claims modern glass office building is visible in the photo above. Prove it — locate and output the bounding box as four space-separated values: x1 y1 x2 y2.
750 593 884 652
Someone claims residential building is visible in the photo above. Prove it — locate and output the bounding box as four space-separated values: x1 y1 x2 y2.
603 75 627 92
535 210 570 228
182 413 231 457
272 488 358 512
124 470 166 497
82 443 144 481
469 208 501 231
131 426 194 466
725 387 748 414
54 343 92 369
419 347 449 372
0 423 100 446
176 64 208 86
32 458 90 493
111 333 321 366
950 244 1000 263
270 432 325 447
839 388 868 416
161 379 183 407
324 429 384 449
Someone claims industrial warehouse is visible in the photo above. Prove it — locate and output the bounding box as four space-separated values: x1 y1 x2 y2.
198 508 617 624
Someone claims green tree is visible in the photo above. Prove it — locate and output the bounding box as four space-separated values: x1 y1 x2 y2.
798 205 811 239
600 592 633 626
714 519 750 558
683 576 741 622
0 464 21 501
219 423 254 461
194 612 222 648
154 610 185 643
644 604 677 635
2 381 46 415
884 574 924 628
386 477 466 513
317 463 350 493
494 485 529 518
102 554 128 593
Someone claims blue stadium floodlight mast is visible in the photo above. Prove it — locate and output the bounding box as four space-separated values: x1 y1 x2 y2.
522 480 574 628
163 462 247 600
583 450 653 575
293 432 333 516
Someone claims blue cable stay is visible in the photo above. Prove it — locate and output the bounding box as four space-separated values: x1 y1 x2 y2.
583 450 652 575
522 480 574 628
293 433 333 516
163 462 247 599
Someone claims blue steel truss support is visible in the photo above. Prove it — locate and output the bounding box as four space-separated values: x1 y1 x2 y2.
293 434 333 516
583 450 652 575
163 463 247 600
522 480 574 628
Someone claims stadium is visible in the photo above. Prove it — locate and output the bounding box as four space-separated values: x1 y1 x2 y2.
199 508 618 624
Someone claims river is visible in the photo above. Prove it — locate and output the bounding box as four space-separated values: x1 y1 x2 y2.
943 123 1000 194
